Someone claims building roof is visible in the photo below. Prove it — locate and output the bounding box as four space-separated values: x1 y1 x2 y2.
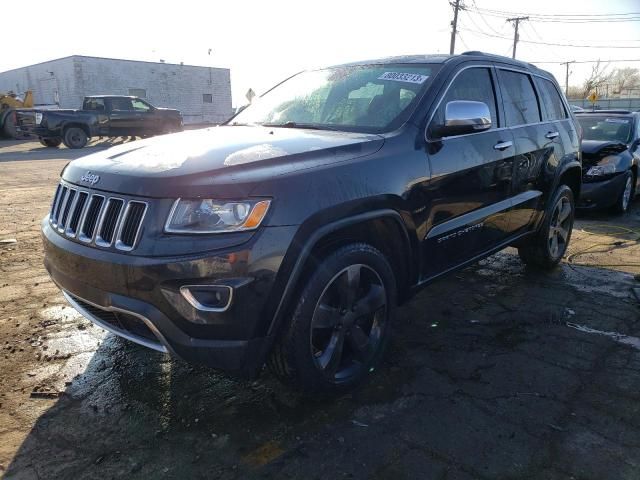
0 55 228 75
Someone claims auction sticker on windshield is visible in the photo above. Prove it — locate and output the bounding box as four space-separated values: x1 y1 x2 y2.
378 72 429 84
604 118 630 124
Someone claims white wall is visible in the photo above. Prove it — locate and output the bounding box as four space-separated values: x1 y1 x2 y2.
75 57 232 124
0 57 77 107
0 56 233 124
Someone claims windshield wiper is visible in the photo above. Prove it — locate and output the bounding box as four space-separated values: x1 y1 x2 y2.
227 121 259 126
261 121 343 132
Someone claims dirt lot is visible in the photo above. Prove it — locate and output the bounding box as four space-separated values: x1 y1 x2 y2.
1 139 640 479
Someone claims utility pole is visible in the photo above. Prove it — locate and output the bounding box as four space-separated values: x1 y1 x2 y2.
507 16 529 59
560 61 575 96
449 0 463 55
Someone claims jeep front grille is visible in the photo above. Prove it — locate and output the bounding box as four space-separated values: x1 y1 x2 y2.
49 183 147 251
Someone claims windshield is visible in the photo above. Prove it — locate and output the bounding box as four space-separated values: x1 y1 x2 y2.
230 64 437 133
577 116 633 144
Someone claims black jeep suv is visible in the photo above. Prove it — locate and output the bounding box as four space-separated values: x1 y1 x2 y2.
42 52 581 393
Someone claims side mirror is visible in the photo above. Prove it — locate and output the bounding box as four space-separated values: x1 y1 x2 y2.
436 100 492 138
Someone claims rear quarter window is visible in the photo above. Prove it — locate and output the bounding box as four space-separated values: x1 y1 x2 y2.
534 77 567 121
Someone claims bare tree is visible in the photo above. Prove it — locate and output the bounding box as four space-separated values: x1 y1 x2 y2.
610 67 640 95
566 86 583 100
582 61 612 97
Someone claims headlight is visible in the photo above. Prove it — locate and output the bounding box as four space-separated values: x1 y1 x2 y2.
34 112 43 124
586 164 616 177
165 198 270 233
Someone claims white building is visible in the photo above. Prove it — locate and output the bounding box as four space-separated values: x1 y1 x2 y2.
0 56 232 125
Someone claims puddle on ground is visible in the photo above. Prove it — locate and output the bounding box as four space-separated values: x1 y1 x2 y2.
560 264 635 300
567 322 640 351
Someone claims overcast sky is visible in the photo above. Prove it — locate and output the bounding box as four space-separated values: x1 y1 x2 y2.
2 0 639 106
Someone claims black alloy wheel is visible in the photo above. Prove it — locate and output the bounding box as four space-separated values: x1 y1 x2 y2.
310 263 387 382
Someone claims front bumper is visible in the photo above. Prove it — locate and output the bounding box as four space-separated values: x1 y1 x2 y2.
577 173 628 209
42 218 297 376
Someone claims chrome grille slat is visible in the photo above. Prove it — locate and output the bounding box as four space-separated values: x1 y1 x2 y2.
95 198 124 247
53 186 69 226
79 195 105 242
50 184 62 223
48 182 147 252
58 189 76 231
115 201 147 251
67 191 89 237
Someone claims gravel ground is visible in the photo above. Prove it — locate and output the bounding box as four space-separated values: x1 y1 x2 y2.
1 139 639 479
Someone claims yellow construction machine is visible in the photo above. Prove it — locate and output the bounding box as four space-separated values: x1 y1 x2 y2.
0 90 34 138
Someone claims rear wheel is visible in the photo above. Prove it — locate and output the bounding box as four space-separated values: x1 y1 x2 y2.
268 243 396 394
62 127 88 149
612 171 634 214
2 111 18 138
518 185 574 270
39 137 62 148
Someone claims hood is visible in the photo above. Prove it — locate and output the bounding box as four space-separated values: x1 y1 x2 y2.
62 126 384 198
581 140 627 171
581 140 627 156
155 107 181 115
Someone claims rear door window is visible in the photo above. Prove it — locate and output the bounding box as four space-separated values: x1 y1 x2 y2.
534 77 567 121
497 70 541 126
429 67 498 137
110 98 134 111
84 98 105 111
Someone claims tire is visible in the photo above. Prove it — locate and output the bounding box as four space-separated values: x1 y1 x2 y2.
162 122 180 135
518 185 575 270
612 171 634 214
39 137 62 148
2 111 18 138
268 243 396 394
62 127 88 149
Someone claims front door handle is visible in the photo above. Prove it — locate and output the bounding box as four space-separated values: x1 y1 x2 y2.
493 141 513 151
545 131 560 140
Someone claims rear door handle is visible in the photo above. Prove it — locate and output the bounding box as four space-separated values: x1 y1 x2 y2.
545 131 560 140
493 141 513 151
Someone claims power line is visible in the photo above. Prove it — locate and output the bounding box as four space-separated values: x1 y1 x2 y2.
469 0 509 36
465 6 640 23
467 6 640 19
459 26 640 48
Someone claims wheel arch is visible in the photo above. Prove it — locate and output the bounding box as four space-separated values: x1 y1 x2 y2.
266 209 416 339
62 122 91 138
556 162 582 204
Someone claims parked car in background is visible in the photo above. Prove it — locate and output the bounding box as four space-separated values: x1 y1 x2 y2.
41 52 581 393
16 96 183 148
575 110 639 213
570 105 584 113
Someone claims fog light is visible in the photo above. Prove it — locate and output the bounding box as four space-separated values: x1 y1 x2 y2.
180 285 233 312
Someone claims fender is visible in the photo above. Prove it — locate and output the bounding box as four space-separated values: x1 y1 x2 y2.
266 208 412 338
553 159 582 199
532 159 581 232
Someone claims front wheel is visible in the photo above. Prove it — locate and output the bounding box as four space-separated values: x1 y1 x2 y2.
518 185 575 270
62 127 88 149
612 171 634 214
39 137 62 148
268 243 396 394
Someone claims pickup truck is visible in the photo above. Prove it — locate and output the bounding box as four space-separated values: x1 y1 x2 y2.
16 95 183 148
